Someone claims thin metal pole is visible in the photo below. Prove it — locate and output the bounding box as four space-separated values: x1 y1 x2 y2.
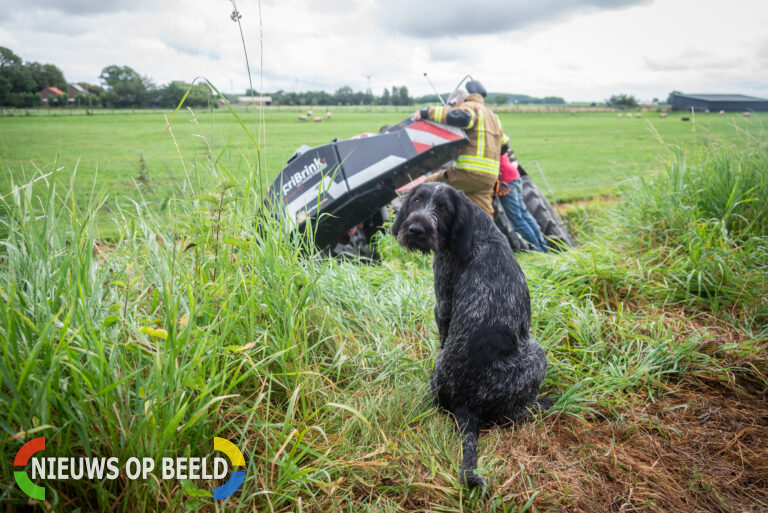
423 73 447 107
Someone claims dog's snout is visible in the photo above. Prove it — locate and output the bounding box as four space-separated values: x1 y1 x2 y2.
408 222 425 235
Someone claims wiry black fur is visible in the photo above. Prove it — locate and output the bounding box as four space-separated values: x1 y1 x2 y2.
392 183 549 489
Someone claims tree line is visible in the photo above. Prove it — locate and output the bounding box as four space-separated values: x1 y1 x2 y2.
268 85 414 106
1 47 69 107
1 45 569 109
0 47 219 109
0 47 417 109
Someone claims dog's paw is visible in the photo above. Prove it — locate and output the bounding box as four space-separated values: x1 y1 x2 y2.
536 395 554 412
461 471 488 490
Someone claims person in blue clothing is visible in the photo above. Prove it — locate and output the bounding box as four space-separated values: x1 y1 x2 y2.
498 151 548 252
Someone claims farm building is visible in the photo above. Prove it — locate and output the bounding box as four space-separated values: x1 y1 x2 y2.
68 83 90 101
237 95 272 105
40 86 66 103
670 93 768 112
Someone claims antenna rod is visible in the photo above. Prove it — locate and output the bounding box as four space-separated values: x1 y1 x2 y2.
423 72 447 107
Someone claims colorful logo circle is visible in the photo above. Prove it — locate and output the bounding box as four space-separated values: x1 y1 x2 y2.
14 437 46 500
213 437 246 500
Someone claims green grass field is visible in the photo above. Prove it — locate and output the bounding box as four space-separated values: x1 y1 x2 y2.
2 108 762 209
1 107 766 512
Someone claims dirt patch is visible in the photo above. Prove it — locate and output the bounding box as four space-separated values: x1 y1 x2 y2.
494 383 768 512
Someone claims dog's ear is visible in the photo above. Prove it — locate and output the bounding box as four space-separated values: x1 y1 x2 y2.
450 189 474 261
391 190 411 236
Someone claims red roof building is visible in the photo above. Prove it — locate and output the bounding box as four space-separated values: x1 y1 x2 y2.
41 86 66 102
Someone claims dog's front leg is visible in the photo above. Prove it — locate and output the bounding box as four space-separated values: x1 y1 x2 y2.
429 350 442 404
433 258 453 348
434 301 450 347
454 406 487 489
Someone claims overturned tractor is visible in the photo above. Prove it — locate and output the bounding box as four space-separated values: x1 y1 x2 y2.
267 116 573 257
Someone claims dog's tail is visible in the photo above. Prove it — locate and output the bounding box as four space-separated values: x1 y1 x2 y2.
455 408 487 489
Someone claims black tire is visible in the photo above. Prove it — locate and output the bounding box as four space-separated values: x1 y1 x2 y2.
519 175 575 249
493 197 533 252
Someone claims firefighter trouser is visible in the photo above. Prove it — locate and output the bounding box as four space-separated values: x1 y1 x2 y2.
425 165 498 218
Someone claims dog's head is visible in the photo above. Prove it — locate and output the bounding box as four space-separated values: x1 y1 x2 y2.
391 183 475 260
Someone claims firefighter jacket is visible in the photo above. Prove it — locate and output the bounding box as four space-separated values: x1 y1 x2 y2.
419 93 510 176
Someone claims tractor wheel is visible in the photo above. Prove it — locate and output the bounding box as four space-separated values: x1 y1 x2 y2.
493 197 533 252
519 175 575 249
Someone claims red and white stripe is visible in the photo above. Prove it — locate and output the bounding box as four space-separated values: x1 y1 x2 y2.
405 121 465 154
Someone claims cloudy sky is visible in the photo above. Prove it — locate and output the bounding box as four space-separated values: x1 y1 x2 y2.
1 0 766 102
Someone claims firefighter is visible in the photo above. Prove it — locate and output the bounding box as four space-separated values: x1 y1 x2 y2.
411 80 510 218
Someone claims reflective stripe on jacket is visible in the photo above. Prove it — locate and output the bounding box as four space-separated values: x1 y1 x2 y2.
427 93 508 175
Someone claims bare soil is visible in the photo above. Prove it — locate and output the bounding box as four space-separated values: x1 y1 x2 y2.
495 380 768 512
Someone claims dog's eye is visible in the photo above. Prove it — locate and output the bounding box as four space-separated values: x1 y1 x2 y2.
412 197 420 205
440 206 447 212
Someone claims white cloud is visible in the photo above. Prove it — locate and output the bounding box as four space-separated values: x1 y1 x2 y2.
0 0 766 101
374 0 651 38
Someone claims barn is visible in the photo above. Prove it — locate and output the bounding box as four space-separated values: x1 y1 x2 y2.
670 93 768 113
68 83 90 100
237 95 272 106
40 86 66 103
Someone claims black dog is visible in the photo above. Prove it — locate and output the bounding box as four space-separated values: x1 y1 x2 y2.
392 182 549 488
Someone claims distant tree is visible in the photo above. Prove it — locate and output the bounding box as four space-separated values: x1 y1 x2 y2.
0 47 34 104
414 94 442 104
0 74 11 106
82 83 104 95
73 93 90 107
334 85 353 105
99 65 152 107
666 90 682 104
316 90 332 104
244 87 258 96
23 92 42 107
0 46 21 70
494 94 508 105
541 96 566 105
379 88 391 105
48 93 67 108
387 85 412 106
277 92 298 106
607 94 638 109
159 81 187 108
6 91 41 108
25 62 66 91
159 81 213 108
0 48 72 108
398 86 412 106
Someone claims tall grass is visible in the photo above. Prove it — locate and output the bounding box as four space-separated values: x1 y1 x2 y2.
1 111 766 512
0 117 442 511
620 137 768 322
